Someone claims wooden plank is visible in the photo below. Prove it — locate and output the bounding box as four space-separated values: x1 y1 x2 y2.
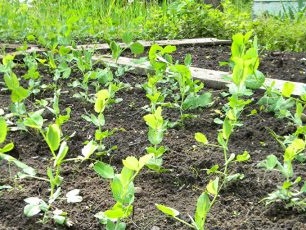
0 38 231 57
94 55 306 96
76 38 231 50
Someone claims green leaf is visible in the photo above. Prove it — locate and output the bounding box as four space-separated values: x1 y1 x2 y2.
93 161 115 179
155 204 179 217
139 154 153 169
257 154 279 170
195 132 208 145
4 72 19 90
110 41 121 60
245 70 265 89
0 117 7 144
94 89 109 113
46 124 61 152
236 151 250 162
23 110 44 129
222 119 232 140
130 42 144 55
182 93 212 110
162 45 176 54
11 86 29 103
122 156 139 171
281 82 295 98
207 165 219 175
111 177 124 202
194 192 210 230
122 32 133 44
184 53 192 66
54 141 69 167
206 177 219 196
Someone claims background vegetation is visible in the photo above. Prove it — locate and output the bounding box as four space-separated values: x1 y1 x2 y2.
1 0 306 51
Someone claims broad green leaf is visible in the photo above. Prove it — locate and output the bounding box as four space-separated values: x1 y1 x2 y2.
94 89 110 113
111 177 124 202
194 192 210 230
93 161 115 179
155 204 179 217
245 70 265 89
257 154 278 170
54 141 69 167
148 128 163 146
146 157 163 172
236 151 250 162
122 156 139 171
206 177 219 196
284 138 305 161
4 72 19 90
23 110 44 129
11 86 29 102
110 41 121 60
182 93 212 110
130 42 144 55
0 117 7 144
122 32 133 44
222 119 232 140
46 124 61 152
281 82 295 98
162 45 176 54
195 132 208 145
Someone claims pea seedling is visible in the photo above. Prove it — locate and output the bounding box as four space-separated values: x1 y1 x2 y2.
94 154 153 229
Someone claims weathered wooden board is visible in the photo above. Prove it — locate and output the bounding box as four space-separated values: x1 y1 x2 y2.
94 55 306 96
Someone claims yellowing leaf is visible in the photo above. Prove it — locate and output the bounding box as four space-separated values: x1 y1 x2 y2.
139 154 153 169
282 82 295 98
122 156 139 171
94 89 110 113
0 117 7 144
206 177 219 196
195 132 208 145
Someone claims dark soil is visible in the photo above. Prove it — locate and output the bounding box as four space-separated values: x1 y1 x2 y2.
1 44 306 230
119 44 306 83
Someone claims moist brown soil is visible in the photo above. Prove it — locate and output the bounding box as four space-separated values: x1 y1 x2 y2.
1 44 306 230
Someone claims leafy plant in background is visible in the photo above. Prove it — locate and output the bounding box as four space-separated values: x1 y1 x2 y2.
156 32 255 229
224 31 265 96
82 83 123 158
258 137 306 211
108 32 144 62
0 54 29 121
94 154 153 229
148 44 212 122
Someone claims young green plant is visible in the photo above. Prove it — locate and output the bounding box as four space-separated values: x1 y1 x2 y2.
94 154 153 229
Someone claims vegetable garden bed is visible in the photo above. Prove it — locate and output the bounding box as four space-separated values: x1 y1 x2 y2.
1 37 306 230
